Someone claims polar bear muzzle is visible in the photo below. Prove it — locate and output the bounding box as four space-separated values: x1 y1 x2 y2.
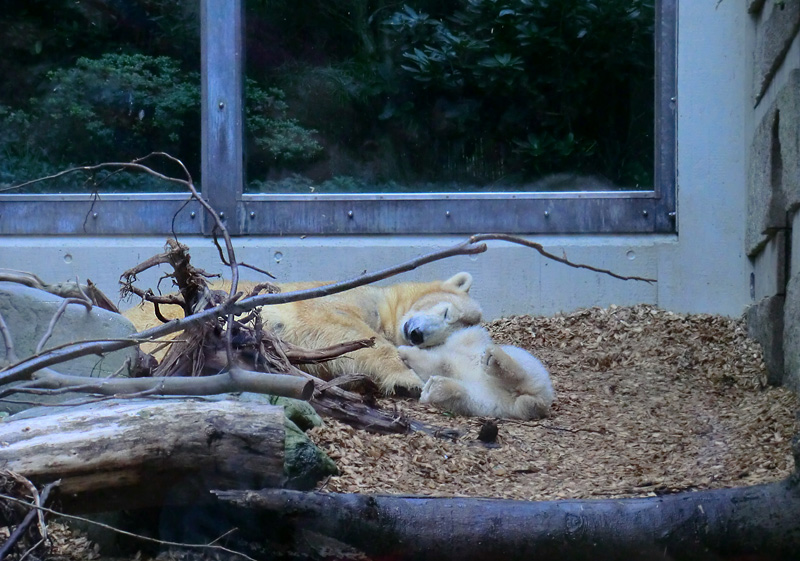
403 320 426 346
400 298 482 348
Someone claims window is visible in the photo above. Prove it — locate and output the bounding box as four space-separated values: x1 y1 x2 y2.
0 0 675 236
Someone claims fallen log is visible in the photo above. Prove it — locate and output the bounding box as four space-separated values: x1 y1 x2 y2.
214 483 800 561
0 398 334 515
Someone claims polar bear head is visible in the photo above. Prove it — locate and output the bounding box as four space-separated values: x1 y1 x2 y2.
398 272 482 348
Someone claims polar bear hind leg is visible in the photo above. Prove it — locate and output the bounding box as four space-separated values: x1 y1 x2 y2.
420 376 462 406
510 394 552 420
421 376 511 418
420 376 478 416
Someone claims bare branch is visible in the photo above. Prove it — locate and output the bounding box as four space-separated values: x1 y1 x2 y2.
0 312 18 363
0 269 48 290
0 478 58 560
22 367 313 401
35 296 93 354
283 338 376 364
246 282 281 298
1 231 652 387
240 262 277 280
0 270 118 312
0 239 485 385
2 160 191 193
125 287 185 307
469 233 657 283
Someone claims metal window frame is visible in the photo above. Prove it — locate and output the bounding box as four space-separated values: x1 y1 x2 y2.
0 0 676 237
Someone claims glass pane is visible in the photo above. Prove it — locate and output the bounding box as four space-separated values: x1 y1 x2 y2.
0 1 201 194
244 0 655 194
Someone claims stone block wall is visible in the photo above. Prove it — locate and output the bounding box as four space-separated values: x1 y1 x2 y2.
747 1 800 391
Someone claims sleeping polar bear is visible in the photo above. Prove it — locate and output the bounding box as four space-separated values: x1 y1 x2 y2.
124 272 482 394
398 326 554 420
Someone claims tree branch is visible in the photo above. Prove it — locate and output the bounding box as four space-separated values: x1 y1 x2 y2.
0 312 18 364
10 367 313 401
469 234 657 283
0 239 487 385
35 296 92 354
215 482 800 561
0 231 655 388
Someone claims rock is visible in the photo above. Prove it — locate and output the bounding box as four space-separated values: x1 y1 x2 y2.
746 294 785 386
747 105 785 256
284 418 338 490
0 282 137 415
784 273 800 392
778 70 800 211
754 1 800 104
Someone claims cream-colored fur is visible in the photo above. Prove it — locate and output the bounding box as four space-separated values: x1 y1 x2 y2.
123 272 482 394
398 326 554 419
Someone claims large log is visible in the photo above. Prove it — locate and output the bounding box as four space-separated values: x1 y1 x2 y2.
215 484 800 561
0 398 331 514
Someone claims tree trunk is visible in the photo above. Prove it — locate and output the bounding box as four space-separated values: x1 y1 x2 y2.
215 484 800 561
0 398 326 514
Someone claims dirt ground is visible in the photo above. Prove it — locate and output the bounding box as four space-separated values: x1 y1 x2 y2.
309 304 798 500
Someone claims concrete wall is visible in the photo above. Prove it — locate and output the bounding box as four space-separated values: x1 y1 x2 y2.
746 0 800 391
0 1 755 322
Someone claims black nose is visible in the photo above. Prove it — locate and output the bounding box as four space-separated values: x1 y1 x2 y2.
404 322 425 345
408 327 424 346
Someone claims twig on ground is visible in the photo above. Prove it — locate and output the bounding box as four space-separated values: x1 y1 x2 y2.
0 493 257 561
0 476 58 560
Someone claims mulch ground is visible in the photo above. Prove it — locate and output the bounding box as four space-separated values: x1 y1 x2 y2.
309 305 798 500
5 305 797 560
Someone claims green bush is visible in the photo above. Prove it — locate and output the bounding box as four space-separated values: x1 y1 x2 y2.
0 51 321 191
35 54 199 163
382 0 655 187
246 82 323 168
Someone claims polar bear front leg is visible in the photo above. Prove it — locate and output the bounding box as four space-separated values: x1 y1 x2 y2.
420 376 470 415
397 345 444 382
302 319 423 395
357 340 425 394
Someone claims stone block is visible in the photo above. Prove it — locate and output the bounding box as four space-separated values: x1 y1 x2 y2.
754 0 800 104
792 210 800 278
747 294 785 386
784 273 800 392
779 70 800 211
0 282 138 415
753 229 788 298
747 104 786 255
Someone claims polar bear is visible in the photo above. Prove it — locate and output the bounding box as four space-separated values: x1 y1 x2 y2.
124 272 482 394
398 326 554 419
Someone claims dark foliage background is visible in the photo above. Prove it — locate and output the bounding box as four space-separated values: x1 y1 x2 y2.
0 0 654 193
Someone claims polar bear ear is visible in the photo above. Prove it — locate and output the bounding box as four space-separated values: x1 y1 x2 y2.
444 272 473 293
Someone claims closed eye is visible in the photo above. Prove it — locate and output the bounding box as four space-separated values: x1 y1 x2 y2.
443 307 449 320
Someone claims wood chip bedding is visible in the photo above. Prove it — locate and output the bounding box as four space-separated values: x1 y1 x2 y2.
309 305 798 500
